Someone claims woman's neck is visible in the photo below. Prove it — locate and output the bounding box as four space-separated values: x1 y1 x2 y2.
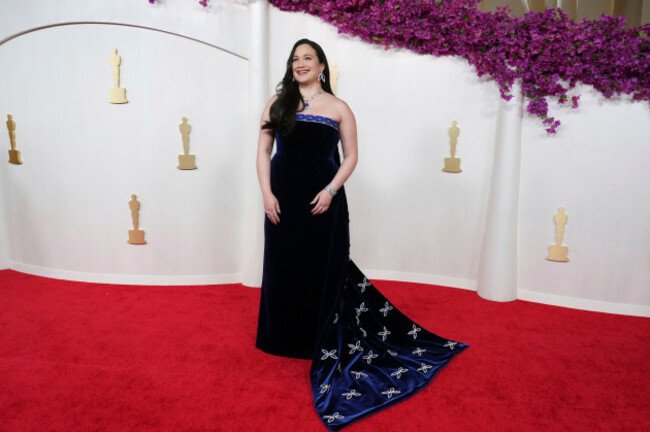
299 82 323 98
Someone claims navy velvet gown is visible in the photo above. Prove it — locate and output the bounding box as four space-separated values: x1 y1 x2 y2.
256 114 468 431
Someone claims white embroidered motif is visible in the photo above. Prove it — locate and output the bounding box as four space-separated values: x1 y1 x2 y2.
444 341 458 350
355 315 360 326
391 367 409 379
348 340 363 354
355 302 369 317
341 389 362 400
381 388 402 399
333 313 339 324
378 326 391 341
319 384 331 394
351 370 368 379
363 351 378 364
359 327 367 337
357 277 371 292
379 302 394 317
321 349 338 360
408 324 421 340
412 347 426 356
323 412 345 423
417 363 433 373
387 350 398 356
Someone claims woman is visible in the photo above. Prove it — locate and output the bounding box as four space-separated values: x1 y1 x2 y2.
256 39 467 431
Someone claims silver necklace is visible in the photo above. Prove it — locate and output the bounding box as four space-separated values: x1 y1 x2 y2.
302 90 323 111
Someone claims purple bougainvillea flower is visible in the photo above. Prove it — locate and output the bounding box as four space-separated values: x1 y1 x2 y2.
269 0 650 134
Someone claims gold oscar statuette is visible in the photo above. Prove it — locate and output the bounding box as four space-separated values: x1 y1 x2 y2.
547 207 569 262
6 114 22 165
109 48 128 104
177 117 197 170
443 120 461 173
330 63 340 95
128 194 146 245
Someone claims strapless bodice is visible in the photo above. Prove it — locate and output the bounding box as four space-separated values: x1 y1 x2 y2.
273 114 341 165
270 114 343 209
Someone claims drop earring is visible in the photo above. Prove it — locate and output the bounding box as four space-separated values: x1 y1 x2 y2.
318 72 326 83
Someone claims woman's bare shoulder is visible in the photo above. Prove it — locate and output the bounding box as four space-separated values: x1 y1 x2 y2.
334 97 354 122
324 94 354 122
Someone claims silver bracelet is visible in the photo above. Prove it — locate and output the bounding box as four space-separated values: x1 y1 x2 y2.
325 184 337 196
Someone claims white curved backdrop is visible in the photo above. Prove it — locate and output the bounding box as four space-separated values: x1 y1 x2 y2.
0 22 249 283
0 0 648 317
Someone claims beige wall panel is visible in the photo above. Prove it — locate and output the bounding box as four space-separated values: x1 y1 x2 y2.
614 0 643 27
578 0 615 20
480 0 529 16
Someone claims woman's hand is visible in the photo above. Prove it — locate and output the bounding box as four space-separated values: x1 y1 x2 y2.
264 191 281 225
310 189 333 215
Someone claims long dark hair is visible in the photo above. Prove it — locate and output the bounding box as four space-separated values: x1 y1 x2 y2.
262 39 334 134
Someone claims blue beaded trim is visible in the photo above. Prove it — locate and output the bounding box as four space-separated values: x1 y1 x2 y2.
296 114 340 131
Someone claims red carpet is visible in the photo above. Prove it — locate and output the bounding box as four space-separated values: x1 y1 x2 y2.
0 269 648 431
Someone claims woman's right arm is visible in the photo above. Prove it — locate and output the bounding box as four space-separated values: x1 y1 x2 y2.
256 95 281 225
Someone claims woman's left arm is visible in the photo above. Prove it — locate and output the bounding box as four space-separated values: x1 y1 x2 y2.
310 101 358 215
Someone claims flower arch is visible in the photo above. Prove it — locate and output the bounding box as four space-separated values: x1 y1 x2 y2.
269 0 650 133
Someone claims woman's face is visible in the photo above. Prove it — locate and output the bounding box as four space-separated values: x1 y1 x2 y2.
292 44 323 85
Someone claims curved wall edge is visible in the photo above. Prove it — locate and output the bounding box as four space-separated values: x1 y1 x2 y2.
366 270 477 292
0 0 250 57
11 261 242 286
0 22 248 60
518 289 650 318
12 260 646 317
339 268 650 318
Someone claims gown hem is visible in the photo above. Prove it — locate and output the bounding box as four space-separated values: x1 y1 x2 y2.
318 344 468 431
